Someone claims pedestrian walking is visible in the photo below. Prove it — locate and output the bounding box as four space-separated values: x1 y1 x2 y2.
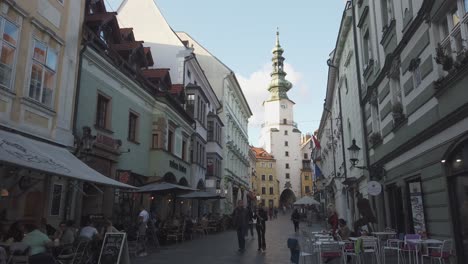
246 207 255 239
268 207 273 220
291 209 300 233
274 207 278 219
255 206 267 252
137 205 149 257
232 200 249 252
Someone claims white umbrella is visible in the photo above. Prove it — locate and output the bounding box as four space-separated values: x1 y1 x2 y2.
294 196 320 205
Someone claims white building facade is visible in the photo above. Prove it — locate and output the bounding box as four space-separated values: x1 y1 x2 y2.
316 3 369 227
176 32 252 212
259 32 302 204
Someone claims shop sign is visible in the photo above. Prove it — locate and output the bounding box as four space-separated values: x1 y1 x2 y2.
117 170 131 184
409 181 427 235
367 181 382 196
169 160 187 173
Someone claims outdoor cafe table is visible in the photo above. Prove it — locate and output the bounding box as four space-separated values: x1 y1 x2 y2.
406 238 443 264
372 231 397 255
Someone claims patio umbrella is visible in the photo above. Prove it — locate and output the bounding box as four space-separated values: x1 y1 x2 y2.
294 196 320 206
133 182 197 193
177 191 225 216
130 182 197 216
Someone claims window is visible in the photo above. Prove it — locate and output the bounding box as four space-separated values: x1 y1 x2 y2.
187 69 191 80
362 30 372 65
304 153 308 159
465 0 468 13
0 18 18 89
305 186 311 194
261 199 265 206
285 141 288 146
286 173 290 179
50 183 63 216
96 94 110 129
285 151 289 157
284 130 288 135
286 163 289 169
269 187 274 195
269 163 273 168
29 40 58 106
182 140 187 161
269 175 273 181
412 65 422 88
207 121 214 141
262 162 265 168
186 94 195 116
152 133 159 149
283 118 287 124
168 130 174 153
281 104 286 109
261 175 266 181
261 187 266 195
305 175 309 180
128 112 138 142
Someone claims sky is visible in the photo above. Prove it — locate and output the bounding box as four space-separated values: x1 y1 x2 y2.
107 0 346 146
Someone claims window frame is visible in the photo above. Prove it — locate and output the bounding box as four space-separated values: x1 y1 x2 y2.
28 39 58 107
286 173 290 179
49 183 63 216
128 110 139 143
285 151 289 157
261 174 266 181
95 93 111 130
151 133 159 149
0 17 19 90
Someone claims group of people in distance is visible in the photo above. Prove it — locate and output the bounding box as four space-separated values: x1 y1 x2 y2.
232 200 268 253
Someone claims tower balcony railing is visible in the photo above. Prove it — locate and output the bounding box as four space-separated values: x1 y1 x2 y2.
261 121 298 128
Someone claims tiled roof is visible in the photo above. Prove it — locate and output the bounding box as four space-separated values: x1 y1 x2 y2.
144 47 154 66
251 147 274 160
111 41 143 51
170 84 184 94
142 68 170 79
120 28 134 39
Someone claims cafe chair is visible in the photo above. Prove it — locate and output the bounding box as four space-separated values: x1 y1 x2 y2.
360 236 381 264
382 239 404 264
55 243 75 264
342 240 361 264
7 246 30 264
319 241 343 264
166 222 185 243
401 234 421 264
421 239 453 264
298 235 316 264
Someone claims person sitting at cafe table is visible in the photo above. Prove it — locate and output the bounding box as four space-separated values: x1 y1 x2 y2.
337 219 351 240
22 223 53 256
39 217 56 237
101 219 119 235
79 220 101 241
54 220 75 245
4 221 25 243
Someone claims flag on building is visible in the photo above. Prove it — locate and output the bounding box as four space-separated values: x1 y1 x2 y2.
314 163 323 180
312 135 321 149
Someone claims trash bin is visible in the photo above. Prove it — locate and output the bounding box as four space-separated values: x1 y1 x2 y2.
287 237 300 264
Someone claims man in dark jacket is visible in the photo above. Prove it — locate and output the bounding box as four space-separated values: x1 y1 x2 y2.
255 206 268 252
232 200 249 252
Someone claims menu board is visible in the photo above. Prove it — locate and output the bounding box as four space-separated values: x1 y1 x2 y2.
409 181 427 235
98 232 126 264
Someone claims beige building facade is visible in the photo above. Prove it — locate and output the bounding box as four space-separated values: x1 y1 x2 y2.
251 147 280 209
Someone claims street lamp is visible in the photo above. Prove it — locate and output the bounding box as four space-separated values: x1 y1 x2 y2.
256 195 261 201
347 139 361 167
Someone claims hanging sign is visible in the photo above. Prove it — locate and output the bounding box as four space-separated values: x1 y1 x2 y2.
409 181 427 235
367 181 382 196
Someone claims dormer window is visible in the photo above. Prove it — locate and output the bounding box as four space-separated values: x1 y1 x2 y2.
99 30 107 45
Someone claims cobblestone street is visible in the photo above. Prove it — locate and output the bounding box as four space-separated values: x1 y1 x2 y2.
132 212 325 264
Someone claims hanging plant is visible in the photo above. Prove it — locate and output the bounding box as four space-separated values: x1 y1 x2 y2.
435 43 453 72
369 132 382 146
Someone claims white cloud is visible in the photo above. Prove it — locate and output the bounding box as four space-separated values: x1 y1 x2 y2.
238 62 311 145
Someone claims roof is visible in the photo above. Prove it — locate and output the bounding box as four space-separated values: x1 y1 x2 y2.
251 147 275 160
142 68 170 79
170 84 184 94
85 12 117 24
111 41 143 51
120 28 134 39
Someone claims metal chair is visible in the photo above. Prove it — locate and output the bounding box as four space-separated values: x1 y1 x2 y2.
319 241 343 264
421 239 454 264
299 234 316 264
361 236 381 264
401 234 421 264
382 239 404 264
342 240 361 264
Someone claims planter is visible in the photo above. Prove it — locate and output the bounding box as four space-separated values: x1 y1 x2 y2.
369 132 382 147
435 43 453 72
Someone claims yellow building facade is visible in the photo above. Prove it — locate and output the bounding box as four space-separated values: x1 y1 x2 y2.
251 147 279 209
300 136 314 196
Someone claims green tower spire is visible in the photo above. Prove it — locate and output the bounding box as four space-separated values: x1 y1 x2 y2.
268 29 292 101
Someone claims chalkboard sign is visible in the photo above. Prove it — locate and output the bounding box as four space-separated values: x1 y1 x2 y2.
98 232 126 264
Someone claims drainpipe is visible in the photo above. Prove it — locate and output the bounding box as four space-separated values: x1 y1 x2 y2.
65 40 89 222
351 0 381 227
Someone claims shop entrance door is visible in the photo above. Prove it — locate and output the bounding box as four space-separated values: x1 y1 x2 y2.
448 173 468 264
